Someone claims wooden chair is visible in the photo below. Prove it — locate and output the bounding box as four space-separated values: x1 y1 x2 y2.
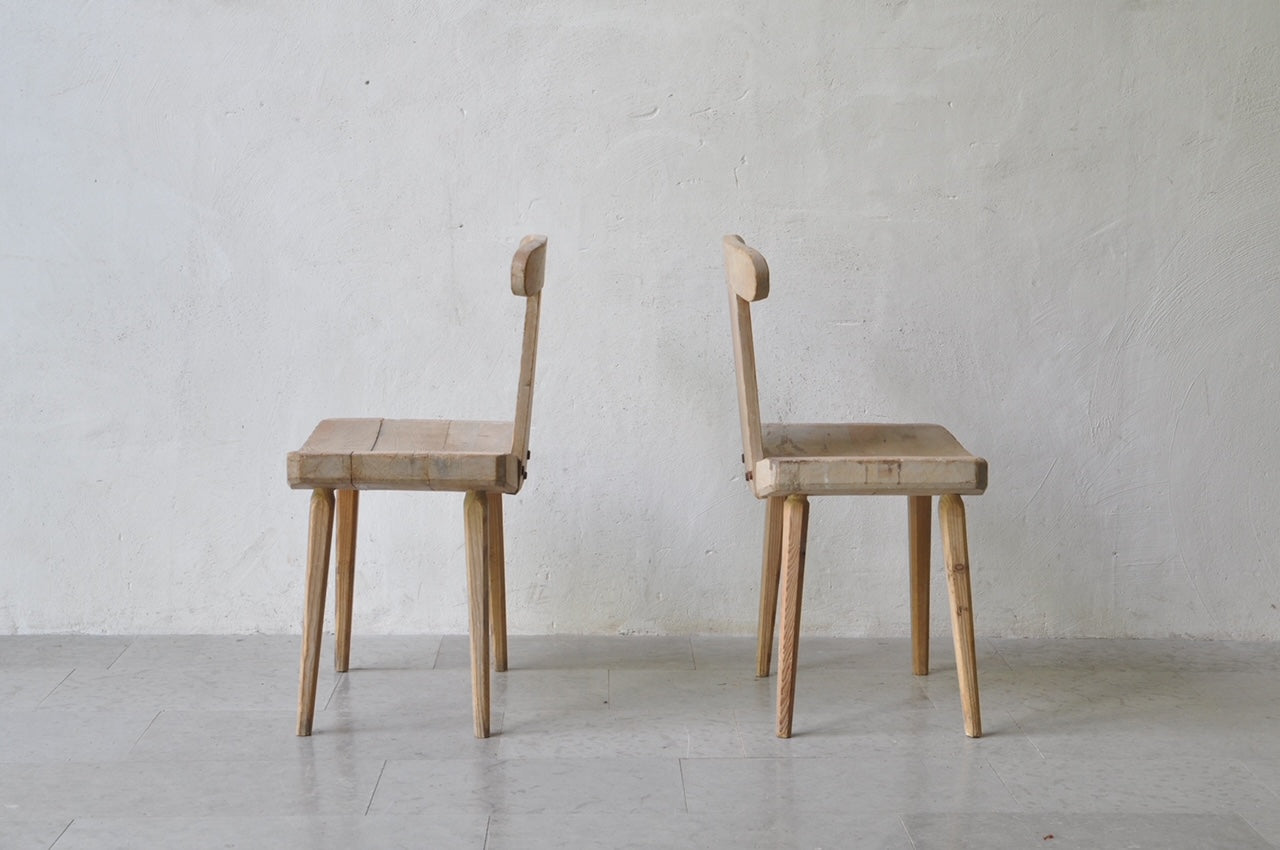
287 235 547 739
722 235 987 739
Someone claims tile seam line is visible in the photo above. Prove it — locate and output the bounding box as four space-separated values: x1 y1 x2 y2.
35 668 77 708
363 758 389 816
125 709 165 756
47 816 75 850
678 757 690 814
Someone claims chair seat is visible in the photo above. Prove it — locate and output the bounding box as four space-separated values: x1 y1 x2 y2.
753 422 987 497
287 418 522 493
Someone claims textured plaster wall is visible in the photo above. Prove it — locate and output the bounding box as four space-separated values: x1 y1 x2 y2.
3 2 1279 637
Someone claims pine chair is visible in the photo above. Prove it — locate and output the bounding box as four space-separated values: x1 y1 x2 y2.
722 234 987 739
287 234 547 739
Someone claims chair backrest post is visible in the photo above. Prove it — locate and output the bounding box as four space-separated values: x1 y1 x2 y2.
722 235 769 474
510 235 547 464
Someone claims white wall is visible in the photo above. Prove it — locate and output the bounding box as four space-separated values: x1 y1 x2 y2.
3 2 1279 638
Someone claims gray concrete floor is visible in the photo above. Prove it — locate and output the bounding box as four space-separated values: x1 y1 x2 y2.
3 634 1280 848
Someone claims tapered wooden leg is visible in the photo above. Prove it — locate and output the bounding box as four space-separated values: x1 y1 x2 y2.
909 495 932 676
297 488 335 737
488 492 508 673
334 489 359 673
776 494 810 738
756 496 785 678
463 491 491 738
939 494 981 738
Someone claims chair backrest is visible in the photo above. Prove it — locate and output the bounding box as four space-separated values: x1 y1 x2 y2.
722 235 769 476
510 234 547 464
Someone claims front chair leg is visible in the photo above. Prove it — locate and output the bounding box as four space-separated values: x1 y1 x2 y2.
334 489 359 673
297 488 335 737
487 492 508 673
909 495 931 676
756 496 784 678
463 491 492 738
939 494 981 738
776 494 810 738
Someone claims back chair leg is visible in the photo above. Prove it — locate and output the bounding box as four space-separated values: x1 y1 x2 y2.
776 494 810 738
463 491 492 738
756 496 785 678
939 494 982 738
334 489 359 673
487 492 508 673
297 488 336 736
909 495 932 676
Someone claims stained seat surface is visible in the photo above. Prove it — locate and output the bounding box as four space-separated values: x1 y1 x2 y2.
287 417 520 492
754 422 988 497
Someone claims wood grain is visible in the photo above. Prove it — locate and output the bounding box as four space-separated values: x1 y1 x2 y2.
940 493 981 738
754 423 987 496
334 490 359 673
723 234 770 302
511 293 541 471
775 494 809 738
728 294 766 476
909 494 931 676
488 492 508 673
464 490 491 738
296 488 334 737
756 496 784 678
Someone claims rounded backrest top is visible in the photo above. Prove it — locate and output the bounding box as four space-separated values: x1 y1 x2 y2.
512 235 548 297
722 235 769 302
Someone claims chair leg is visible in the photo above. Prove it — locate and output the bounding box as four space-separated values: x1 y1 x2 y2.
297 488 335 737
939 494 981 738
909 495 931 676
463 491 491 738
756 496 785 678
487 492 508 673
334 489 359 673
776 494 810 738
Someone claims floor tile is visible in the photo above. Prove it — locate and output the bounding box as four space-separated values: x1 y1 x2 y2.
691 635 1003 674
338 635 445 671
729 667 939 730
904 812 1275 849
127 709 500 762
105 635 304 671
0 636 131 669
990 638 1280 673
322 668 475 714
500 668 611 711
681 753 1019 815
37 664 338 712
0 818 71 849
969 666 1240 759
1237 804 1280 847
324 667 607 714
0 710 156 763
986 752 1280 813
51 814 487 850
0 668 73 709
4 635 1280 848
485 810 914 850
608 669 775 714
737 705 1033 759
435 634 695 671
103 634 443 674
368 757 686 815
0 759 385 819
497 709 742 759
